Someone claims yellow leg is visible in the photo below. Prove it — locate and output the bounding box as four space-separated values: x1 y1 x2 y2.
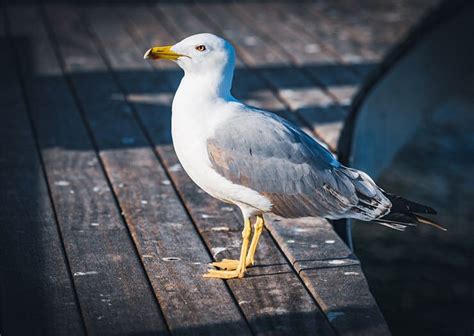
246 214 264 266
210 215 264 271
204 217 252 279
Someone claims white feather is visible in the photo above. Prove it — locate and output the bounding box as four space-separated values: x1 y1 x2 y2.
170 34 272 218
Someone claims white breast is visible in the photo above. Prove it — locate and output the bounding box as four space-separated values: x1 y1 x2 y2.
171 85 272 217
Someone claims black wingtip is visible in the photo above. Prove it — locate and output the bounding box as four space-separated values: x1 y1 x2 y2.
374 204 446 232
383 192 438 215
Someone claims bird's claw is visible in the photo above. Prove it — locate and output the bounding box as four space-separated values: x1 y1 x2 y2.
210 258 254 270
203 268 244 279
210 259 240 270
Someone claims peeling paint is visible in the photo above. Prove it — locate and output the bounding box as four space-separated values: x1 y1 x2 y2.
211 226 230 232
328 260 346 265
344 272 359 276
74 271 98 276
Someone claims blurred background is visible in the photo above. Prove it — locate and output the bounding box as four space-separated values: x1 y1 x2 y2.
340 1 474 335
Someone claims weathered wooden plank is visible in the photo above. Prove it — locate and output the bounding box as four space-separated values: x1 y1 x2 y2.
284 2 376 63
298 0 431 62
266 4 362 106
233 2 361 104
299 266 391 336
7 5 169 334
45 4 250 334
269 2 378 78
234 2 357 92
117 4 336 335
0 10 85 336
234 2 356 86
265 217 356 271
298 0 438 77
265 217 390 335
231 2 337 66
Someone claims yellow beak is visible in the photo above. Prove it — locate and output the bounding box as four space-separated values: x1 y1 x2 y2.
143 45 185 60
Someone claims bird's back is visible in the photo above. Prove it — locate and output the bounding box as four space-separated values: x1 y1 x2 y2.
207 106 392 220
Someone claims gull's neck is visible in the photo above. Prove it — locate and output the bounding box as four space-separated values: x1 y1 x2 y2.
175 67 235 104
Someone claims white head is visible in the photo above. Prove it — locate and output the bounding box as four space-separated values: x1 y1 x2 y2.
144 33 235 97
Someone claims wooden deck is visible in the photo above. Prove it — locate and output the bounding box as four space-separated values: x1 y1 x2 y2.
0 1 434 335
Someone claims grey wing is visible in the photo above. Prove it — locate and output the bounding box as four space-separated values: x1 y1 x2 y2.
207 111 391 219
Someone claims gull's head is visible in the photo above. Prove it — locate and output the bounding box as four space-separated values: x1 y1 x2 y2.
144 33 235 76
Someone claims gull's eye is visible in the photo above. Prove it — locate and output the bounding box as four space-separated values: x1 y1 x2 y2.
195 45 206 52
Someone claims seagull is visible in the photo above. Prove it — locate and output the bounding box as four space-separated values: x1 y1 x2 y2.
144 33 444 279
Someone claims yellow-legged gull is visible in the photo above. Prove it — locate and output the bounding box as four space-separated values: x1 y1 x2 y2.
144 33 444 279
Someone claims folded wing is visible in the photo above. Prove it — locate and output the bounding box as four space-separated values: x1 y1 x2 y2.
207 110 391 220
